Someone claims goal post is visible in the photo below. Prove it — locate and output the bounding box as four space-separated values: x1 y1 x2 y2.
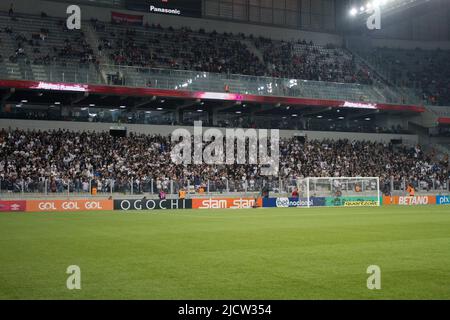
296 177 381 208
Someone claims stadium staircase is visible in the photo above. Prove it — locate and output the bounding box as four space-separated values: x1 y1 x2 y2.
84 22 108 84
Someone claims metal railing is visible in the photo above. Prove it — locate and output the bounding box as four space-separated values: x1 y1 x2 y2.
0 61 410 104
0 176 448 199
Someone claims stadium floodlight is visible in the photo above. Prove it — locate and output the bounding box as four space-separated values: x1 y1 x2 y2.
350 7 358 16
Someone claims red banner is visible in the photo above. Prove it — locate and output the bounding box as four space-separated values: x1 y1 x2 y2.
111 11 143 25
438 117 450 125
26 199 113 212
0 201 26 212
192 198 262 209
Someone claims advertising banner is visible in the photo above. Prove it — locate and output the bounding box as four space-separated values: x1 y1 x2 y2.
325 196 379 207
0 200 26 212
262 197 326 208
114 199 192 211
111 11 144 25
26 200 113 212
125 0 202 18
435 195 450 205
382 195 436 206
192 198 262 209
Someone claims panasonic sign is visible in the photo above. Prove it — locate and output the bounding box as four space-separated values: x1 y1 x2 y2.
149 5 181 15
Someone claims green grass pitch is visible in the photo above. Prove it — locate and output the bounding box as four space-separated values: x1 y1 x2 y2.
0 206 449 300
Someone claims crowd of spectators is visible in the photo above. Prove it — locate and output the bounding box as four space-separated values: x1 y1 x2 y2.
0 15 97 66
253 37 374 84
371 47 450 106
96 24 266 76
95 21 376 84
1 129 448 194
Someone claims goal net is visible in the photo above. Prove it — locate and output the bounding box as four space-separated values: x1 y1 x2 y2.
295 177 380 208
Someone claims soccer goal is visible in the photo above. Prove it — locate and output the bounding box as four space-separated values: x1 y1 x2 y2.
295 177 381 208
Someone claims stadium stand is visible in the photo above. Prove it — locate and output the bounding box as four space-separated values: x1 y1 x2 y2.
356 47 450 106
0 12 99 83
0 5 449 197
0 128 448 195
0 12 404 104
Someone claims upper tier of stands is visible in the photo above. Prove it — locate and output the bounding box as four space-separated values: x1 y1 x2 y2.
253 37 373 85
357 47 450 106
0 11 405 105
0 12 100 83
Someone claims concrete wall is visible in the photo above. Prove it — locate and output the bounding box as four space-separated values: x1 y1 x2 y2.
0 0 342 45
0 119 419 145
